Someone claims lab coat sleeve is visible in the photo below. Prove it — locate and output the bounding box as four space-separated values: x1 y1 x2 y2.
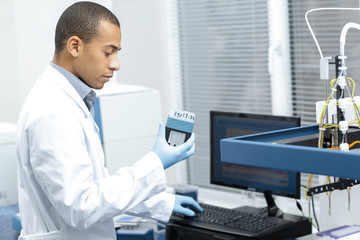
28 109 168 229
125 191 175 222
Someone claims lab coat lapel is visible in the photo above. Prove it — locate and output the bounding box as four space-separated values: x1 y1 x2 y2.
44 65 90 116
44 65 101 134
44 64 105 174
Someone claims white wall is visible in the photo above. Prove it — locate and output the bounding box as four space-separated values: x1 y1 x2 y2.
0 1 20 123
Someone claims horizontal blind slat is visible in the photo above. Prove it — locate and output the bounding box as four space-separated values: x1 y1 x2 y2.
178 0 271 189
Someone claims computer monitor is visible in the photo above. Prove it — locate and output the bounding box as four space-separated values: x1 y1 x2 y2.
210 111 301 208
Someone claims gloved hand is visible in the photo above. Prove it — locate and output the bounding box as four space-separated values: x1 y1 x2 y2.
151 123 195 169
173 194 203 217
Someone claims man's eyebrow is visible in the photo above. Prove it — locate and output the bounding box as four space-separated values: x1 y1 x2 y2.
104 44 121 51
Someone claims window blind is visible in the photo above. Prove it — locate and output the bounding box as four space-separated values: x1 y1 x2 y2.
176 0 271 187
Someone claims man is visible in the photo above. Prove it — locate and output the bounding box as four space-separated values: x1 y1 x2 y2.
16 2 202 239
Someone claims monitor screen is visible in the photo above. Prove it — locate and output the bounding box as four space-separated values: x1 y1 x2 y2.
210 111 301 199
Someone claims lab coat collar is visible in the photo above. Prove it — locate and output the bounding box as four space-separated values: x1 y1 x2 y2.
43 64 100 132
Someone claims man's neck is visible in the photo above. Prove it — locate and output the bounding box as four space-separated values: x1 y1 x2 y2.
52 54 76 76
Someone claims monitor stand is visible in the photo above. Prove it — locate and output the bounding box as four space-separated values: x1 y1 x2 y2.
263 191 284 218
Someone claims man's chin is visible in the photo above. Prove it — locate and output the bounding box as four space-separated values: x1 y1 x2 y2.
93 83 106 90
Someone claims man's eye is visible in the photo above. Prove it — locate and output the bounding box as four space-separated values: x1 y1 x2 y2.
105 52 112 56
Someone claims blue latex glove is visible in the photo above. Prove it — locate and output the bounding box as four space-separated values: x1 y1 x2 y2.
173 194 203 217
151 123 195 169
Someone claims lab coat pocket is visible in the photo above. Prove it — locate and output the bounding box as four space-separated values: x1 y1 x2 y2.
20 230 63 240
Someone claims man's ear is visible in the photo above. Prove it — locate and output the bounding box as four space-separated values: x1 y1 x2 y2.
66 36 83 57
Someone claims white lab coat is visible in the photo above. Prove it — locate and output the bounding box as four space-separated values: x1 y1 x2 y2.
16 65 175 240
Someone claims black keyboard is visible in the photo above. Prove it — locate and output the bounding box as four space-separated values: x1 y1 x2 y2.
171 203 295 238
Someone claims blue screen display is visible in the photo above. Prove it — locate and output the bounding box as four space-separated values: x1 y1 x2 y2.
210 111 301 198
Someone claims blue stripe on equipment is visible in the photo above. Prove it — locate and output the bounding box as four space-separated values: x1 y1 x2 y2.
166 117 194 133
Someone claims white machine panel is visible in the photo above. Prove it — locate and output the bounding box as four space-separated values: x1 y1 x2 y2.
0 123 17 206
104 136 157 175
95 83 162 174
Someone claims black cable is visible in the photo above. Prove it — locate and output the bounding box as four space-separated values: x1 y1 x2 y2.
295 199 319 231
296 200 305 217
299 185 320 231
311 196 320 232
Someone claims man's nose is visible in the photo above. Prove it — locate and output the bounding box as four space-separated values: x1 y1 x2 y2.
109 56 120 71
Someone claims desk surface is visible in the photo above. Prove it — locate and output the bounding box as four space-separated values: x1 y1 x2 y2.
296 225 360 240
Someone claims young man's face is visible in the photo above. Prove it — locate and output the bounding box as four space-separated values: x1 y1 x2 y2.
75 20 121 89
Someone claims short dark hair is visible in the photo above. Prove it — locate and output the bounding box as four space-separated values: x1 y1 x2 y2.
54 1 120 55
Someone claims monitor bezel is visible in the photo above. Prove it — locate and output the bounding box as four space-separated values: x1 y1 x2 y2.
210 110 301 199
